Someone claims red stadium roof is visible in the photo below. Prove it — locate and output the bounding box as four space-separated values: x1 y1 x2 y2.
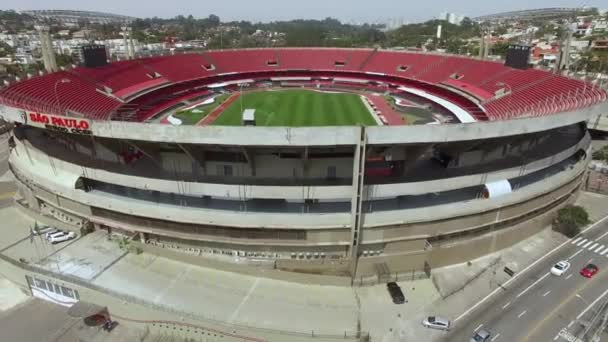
0 48 605 123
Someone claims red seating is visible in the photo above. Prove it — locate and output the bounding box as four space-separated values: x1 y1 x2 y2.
0 71 121 120
75 59 162 95
1 49 605 123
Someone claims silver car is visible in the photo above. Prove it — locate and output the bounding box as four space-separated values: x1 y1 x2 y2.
471 329 491 342
422 316 451 330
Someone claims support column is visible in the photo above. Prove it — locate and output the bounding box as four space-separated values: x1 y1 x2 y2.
349 127 366 281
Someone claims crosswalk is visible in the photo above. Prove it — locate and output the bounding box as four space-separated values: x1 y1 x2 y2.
571 237 608 257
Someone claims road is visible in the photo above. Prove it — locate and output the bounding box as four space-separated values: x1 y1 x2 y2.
445 217 608 342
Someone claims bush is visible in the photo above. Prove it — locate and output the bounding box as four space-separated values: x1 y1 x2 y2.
553 205 590 238
592 145 608 163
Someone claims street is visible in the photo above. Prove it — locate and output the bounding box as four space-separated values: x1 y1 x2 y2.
445 217 608 342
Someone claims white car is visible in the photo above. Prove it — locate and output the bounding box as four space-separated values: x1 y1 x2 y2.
422 316 451 331
551 260 571 276
45 230 64 240
49 231 76 244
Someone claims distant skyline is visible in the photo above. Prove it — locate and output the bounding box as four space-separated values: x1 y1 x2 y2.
2 0 606 23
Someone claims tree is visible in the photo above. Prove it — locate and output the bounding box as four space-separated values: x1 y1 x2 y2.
592 145 608 163
553 205 590 238
491 41 510 57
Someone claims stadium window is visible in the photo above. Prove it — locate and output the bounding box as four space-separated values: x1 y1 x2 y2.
266 60 278 67
334 61 346 67
451 73 464 80
327 166 337 179
34 278 47 290
223 165 233 177
61 286 75 299
397 65 410 72
202 64 216 71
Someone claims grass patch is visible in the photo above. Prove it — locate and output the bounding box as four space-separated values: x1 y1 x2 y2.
173 93 231 125
212 89 377 127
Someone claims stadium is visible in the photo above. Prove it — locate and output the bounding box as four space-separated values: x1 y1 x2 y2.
0 47 606 283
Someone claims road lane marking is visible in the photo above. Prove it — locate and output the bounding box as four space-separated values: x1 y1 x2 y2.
569 250 583 260
582 240 594 248
520 268 608 342
576 288 608 320
517 273 549 298
601 248 608 256
453 214 608 322
588 242 599 250
491 333 501 341
553 333 560 341
588 258 594 264
568 321 574 328
595 245 606 254
518 310 527 318
576 239 588 246
595 230 608 241
474 324 483 332
566 274 573 279
502 302 511 309
572 237 583 244
543 290 551 297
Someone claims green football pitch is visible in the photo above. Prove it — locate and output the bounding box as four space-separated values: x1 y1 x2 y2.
211 89 378 126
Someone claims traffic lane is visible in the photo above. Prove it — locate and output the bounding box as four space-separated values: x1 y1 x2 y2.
482 250 608 342
443 222 608 341
449 240 608 342
520 262 608 342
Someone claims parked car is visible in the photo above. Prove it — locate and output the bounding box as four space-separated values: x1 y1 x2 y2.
470 329 491 342
551 260 571 276
49 231 76 244
422 316 450 330
31 225 53 236
45 230 65 240
386 282 405 304
580 264 599 278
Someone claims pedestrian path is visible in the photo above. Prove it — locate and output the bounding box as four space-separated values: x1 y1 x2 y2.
571 237 608 257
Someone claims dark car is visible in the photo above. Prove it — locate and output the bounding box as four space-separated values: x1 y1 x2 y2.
386 282 405 304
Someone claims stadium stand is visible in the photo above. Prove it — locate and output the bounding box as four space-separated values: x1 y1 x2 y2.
0 49 605 124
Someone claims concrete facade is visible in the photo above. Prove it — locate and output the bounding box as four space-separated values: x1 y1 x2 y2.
5 114 595 282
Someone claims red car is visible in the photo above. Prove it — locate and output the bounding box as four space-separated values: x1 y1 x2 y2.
580 264 599 278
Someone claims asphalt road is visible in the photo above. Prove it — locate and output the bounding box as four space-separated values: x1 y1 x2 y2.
444 217 608 342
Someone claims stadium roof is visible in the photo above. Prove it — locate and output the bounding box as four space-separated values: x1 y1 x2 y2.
22 10 137 24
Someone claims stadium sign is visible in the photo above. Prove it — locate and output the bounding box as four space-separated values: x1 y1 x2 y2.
27 112 92 135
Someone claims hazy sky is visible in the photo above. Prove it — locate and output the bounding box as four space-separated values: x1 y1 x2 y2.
1 0 605 23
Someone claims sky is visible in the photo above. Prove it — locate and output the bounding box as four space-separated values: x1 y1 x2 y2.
1 0 606 23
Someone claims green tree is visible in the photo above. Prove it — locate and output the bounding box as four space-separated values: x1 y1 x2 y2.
553 205 590 238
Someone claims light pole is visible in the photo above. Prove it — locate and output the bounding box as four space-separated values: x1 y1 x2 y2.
54 78 71 115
